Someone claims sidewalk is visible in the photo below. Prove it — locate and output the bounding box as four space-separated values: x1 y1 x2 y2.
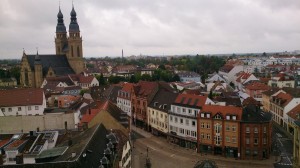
132 125 277 167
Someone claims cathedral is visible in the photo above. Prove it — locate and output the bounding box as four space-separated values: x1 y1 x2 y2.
20 5 85 88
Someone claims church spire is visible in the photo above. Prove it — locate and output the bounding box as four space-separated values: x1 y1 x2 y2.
56 5 66 33
69 4 80 32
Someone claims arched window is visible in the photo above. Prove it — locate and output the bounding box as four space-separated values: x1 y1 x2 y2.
71 46 74 57
77 46 80 57
24 69 29 86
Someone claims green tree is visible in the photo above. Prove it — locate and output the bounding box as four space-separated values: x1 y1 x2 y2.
97 73 106 85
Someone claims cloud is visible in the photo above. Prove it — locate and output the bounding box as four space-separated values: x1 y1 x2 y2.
0 0 299 59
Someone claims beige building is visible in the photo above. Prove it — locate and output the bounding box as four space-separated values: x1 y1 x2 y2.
20 6 84 88
294 121 300 167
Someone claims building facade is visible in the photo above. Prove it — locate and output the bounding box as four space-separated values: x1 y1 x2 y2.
20 6 84 88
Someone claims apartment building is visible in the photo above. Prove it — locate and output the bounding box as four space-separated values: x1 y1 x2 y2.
197 105 242 157
168 94 214 149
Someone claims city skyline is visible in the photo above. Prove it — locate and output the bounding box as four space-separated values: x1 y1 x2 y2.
0 0 299 59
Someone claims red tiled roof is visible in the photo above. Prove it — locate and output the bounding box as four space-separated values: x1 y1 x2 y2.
174 94 207 107
0 139 10 148
245 82 270 91
287 104 300 120
122 83 134 93
259 77 270 84
219 65 234 73
0 88 44 107
273 92 293 107
6 139 26 149
80 101 109 124
236 72 252 83
78 75 95 84
135 81 158 97
242 97 261 106
202 105 243 120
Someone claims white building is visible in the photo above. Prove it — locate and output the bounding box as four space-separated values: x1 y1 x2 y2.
0 88 46 116
117 83 133 117
168 94 214 149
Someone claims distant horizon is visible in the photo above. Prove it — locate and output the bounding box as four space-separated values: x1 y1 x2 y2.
0 0 299 59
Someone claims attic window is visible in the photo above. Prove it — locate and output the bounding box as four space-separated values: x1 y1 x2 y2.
226 115 230 120
206 113 210 118
232 116 237 120
154 102 158 107
214 114 221 119
200 113 204 118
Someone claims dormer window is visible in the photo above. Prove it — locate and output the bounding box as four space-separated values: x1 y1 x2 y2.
232 116 236 120
226 115 230 120
154 102 158 107
207 113 210 118
201 113 204 118
214 114 222 119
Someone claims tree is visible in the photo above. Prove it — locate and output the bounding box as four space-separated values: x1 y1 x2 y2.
158 64 166 70
141 74 152 81
209 90 213 99
172 74 180 82
129 75 137 83
97 73 106 85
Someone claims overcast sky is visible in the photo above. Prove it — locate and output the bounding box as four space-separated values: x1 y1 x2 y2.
0 0 299 59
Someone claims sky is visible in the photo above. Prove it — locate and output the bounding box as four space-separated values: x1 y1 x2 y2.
0 0 299 59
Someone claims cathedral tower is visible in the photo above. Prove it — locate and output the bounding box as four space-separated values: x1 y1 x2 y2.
67 5 84 74
55 6 68 55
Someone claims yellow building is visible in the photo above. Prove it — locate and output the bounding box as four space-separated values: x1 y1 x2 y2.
294 120 300 167
20 6 84 88
261 88 279 112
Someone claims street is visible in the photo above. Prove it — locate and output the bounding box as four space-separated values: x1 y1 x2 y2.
131 126 275 168
272 124 293 168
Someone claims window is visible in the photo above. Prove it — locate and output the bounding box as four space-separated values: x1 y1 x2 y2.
188 109 192 114
170 116 173 121
201 113 204 118
263 126 267 133
201 133 205 139
192 131 197 137
232 116 236 120
152 111 154 115
18 107 21 111
161 114 163 118
253 150 258 157
226 115 230 120
1 108 5 112
175 117 178 123
246 138 250 144
8 108 12 112
232 126 236 132
180 128 184 134
206 134 211 140
263 138 267 144
232 136 236 143
192 121 196 127
207 113 210 118
226 125 230 131
254 127 258 133
206 123 210 129
182 108 186 113
254 138 258 145
35 106 39 110
246 127 250 133
186 130 190 136
180 118 183 124
246 149 251 156
201 122 205 128
214 123 221 133
214 115 221 119
186 119 189 125
226 136 230 142
177 107 181 113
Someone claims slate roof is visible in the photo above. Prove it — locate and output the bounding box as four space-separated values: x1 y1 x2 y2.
0 88 44 107
242 105 272 122
103 85 123 103
149 87 178 113
26 54 75 76
261 88 280 96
